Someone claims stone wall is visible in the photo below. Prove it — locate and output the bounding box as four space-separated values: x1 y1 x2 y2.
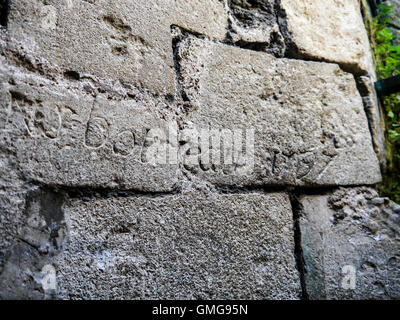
0 0 398 300
387 0 400 45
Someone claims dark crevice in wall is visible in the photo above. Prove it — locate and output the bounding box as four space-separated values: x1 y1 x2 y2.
0 0 9 28
224 0 286 56
63 70 80 81
275 0 301 59
289 192 309 300
215 184 287 194
214 183 378 196
227 38 269 52
34 183 182 201
29 178 379 202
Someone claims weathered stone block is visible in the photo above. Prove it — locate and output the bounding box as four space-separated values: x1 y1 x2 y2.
357 75 386 168
5 0 230 95
280 0 376 76
0 62 181 191
171 0 228 40
6 0 175 94
299 187 400 299
54 191 301 299
177 36 381 187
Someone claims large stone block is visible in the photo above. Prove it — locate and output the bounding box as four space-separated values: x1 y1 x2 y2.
279 0 375 77
0 62 181 192
6 0 175 94
299 187 400 299
54 191 301 299
176 36 381 187
5 0 229 95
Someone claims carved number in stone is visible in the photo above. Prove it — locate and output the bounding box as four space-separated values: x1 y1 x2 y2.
15 97 62 139
34 104 61 139
113 130 135 156
85 117 109 148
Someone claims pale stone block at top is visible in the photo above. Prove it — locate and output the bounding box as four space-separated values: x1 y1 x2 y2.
54 191 301 299
178 36 381 187
280 0 376 77
7 0 175 94
6 0 230 95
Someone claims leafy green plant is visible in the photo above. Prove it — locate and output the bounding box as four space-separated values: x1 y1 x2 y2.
371 4 400 203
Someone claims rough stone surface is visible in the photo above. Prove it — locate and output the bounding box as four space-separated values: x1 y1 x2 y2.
227 0 285 56
386 0 400 46
5 0 229 96
0 60 182 192
357 75 387 168
177 36 381 187
6 0 175 95
280 0 376 77
299 187 400 300
51 191 300 299
0 0 397 301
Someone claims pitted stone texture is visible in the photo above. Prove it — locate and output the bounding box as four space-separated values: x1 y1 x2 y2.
0 242 49 300
7 0 175 94
0 63 181 192
227 0 285 56
171 0 228 40
6 0 229 95
54 192 301 299
280 0 375 77
299 187 400 300
177 36 381 187
0 152 28 252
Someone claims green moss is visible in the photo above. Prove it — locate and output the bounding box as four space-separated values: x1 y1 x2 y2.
369 4 400 202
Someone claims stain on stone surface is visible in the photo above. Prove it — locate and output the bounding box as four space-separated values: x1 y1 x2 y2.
0 0 9 28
